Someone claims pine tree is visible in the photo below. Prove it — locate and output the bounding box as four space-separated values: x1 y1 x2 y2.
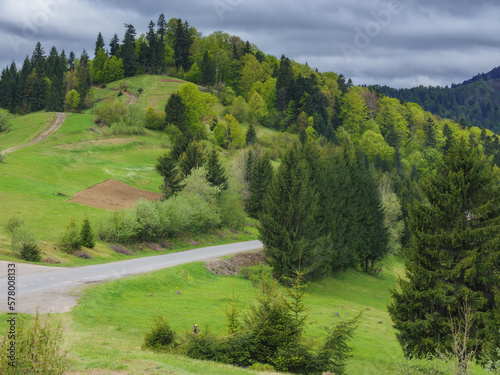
146 21 159 73
31 42 46 76
260 144 319 279
205 150 228 191
74 50 92 109
155 152 183 199
164 92 188 132
388 137 500 359
246 123 257 146
246 157 273 219
80 218 96 249
173 19 193 71
68 51 75 70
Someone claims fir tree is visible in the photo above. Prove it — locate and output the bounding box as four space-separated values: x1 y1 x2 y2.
246 123 257 146
260 144 319 279
388 137 500 359
68 51 75 70
155 152 183 199
173 19 193 71
31 42 46 76
80 218 96 249
205 150 228 191
121 24 138 77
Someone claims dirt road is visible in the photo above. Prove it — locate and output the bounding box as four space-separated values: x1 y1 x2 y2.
1 112 67 156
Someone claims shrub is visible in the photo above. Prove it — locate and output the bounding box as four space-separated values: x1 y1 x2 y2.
0 108 9 132
19 243 42 262
134 199 163 242
240 263 273 287
58 219 81 254
142 313 176 352
8 220 41 262
0 311 69 374
138 87 144 95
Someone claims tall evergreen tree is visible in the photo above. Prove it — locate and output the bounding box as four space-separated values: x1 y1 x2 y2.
109 34 120 57
146 20 159 73
246 157 274 220
155 152 183 199
389 137 500 360
68 51 76 70
200 50 215 86
177 140 206 178
173 19 193 71
95 32 105 57
260 144 320 279
246 123 257 146
206 150 228 191
165 92 188 132
121 24 138 77
74 50 92 109
31 42 46 76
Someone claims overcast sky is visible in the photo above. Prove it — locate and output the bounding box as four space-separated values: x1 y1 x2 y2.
1 0 499 88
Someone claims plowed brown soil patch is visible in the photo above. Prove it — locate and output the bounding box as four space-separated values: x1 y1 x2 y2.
69 179 162 210
158 78 185 83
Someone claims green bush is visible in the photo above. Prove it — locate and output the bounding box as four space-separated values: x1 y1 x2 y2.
142 314 176 352
240 263 273 287
0 311 69 374
58 219 81 254
20 243 42 262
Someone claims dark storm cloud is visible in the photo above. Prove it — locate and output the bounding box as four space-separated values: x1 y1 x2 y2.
0 0 499 88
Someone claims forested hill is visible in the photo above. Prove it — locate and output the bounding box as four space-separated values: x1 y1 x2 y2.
372 65 500 133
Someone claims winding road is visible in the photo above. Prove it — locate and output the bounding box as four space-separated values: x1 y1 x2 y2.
0 112 67 156
0 240 263 314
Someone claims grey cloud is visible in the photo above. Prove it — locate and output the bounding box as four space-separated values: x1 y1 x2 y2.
0 0 499 88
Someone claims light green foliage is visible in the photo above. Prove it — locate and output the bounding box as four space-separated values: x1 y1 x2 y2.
7 217 41 262
0 108 9 132
145 106 166 130
227 96 250 123
248 91 268 122
359 130 395 166
65 89 81 112
378 173 404 255
58 218 81 254
251 77 277 111
376 96 409 147
184 62 201 83
214 114 245 149
94 100 127 126
340 86 370 143
178 82 217 138
179 167 220 204
240 54 271 99
0 312 69 373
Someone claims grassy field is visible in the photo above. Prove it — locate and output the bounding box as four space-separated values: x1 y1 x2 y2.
1 255 478 374
0 75 263 264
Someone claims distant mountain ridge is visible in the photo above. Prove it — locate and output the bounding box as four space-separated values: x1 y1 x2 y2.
373 65 500 134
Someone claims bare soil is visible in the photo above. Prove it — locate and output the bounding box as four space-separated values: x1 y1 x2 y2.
204 251 266 276
69 179 162 210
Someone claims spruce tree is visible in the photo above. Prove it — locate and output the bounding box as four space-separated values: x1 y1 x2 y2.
246 123 257 146
80 218 96 249
246 157 273 219
109 34 120 57
260 144 319 279
95 32 105 57
200 50 215 86
165 92 188 132
388 137 500 359
177 140 206 178
121 24 138 77
155 152 183 199
206 150 228 191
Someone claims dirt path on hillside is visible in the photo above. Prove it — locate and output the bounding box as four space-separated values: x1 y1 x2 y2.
124 91 138 104
0 112 67 156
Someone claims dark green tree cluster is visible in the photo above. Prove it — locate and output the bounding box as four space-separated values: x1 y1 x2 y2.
260 141 388 279
243 150 274 220
156 139 228 199
389 138 500 361
143 273 361 375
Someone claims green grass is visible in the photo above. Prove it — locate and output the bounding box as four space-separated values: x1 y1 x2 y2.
1 256 484 374
0 112 55 150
